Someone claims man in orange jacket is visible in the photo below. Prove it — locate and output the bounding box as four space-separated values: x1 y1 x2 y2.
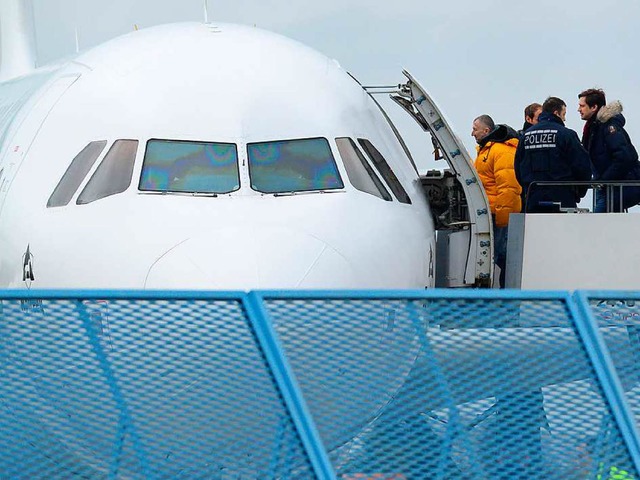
471 115 522 288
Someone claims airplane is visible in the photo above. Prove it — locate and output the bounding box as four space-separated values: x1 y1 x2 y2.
0 6 436 292
9 1 625 478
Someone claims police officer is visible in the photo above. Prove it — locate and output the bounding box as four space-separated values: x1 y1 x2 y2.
515 96 592 212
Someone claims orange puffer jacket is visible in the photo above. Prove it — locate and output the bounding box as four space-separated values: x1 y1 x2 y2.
474 137 522 227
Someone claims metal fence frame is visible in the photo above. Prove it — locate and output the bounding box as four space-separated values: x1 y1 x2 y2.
2 288 640 479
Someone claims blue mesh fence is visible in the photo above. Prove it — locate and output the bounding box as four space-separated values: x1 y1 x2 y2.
580 291 640 479
1 290 639 479
261 291 640 480
0 292 316 479
582 292 640 410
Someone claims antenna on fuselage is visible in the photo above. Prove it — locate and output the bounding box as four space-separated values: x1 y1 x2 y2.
0 0 37 81
203 0 209 24
74 27 80 54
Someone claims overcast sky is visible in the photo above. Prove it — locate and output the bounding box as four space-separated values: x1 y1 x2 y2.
31 0 640 173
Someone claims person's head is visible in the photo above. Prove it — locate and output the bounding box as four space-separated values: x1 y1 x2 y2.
542 97 567 122
578 88 606 121
524 103 542 125
471 114 495 143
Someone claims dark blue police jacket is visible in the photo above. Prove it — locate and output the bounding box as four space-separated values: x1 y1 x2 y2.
515 112 592 212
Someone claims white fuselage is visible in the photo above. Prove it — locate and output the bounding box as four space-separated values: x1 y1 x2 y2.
0 22 435 290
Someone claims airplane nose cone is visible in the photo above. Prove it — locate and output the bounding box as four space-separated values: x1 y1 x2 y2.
145 227 358 289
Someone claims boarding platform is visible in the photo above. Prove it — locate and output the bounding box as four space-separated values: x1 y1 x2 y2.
1 289 640 479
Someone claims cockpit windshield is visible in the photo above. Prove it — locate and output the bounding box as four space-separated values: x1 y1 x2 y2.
139 139 240 194
247 137 343 194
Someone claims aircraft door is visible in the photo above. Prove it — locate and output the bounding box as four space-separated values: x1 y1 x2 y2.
390 71 493 288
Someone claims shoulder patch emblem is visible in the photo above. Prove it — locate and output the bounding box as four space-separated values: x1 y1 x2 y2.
609 125 617 134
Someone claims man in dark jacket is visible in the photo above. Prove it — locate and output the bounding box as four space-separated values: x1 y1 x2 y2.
515 97 592 212
579 88 640 212
518 102 542 136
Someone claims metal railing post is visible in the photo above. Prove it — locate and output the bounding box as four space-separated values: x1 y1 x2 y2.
242 292 336 480
570 291 640 475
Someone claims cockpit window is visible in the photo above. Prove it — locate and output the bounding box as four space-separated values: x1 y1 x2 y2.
247 137 343 194
336 137 392 201
48 140 107 207
357 139 412 204
139 139 239 194
77 140 138 205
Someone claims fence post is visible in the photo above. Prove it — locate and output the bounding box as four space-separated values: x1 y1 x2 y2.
569 291 640 475
243 292 336 480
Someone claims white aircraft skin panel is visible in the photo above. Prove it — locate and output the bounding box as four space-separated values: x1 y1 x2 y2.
144 226 341 290
296 246 358 288
1 190 431 289
64 24 351 137
0 73 54 179
0 72 53 152
0 74 80 218
0 23 434 291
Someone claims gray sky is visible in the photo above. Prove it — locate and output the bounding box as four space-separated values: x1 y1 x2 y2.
32 0 640 172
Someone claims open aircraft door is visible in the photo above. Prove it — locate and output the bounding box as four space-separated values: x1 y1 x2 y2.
391 71 493 288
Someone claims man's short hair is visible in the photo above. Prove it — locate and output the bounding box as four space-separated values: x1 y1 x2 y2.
524 103 542 120
542 97 566 114
474 114 495 131
578 88 606 109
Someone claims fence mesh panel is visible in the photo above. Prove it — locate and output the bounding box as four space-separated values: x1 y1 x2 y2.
266 296 639 480
0 297 315 479
2 292 639 479
588 294 640 439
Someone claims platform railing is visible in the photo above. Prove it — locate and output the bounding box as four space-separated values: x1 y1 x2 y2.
1 289 639 479
526 180 640 213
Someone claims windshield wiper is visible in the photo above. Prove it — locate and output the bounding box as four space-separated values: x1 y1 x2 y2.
272 190 343 197
191 192 218 197
139 191 219 197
